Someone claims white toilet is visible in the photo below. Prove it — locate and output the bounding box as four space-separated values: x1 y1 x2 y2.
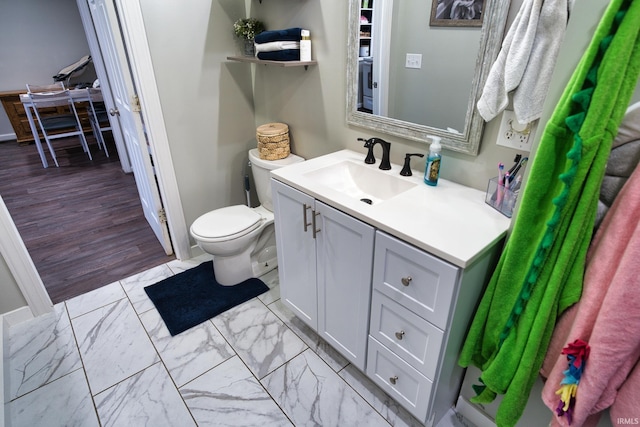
190 148 304 286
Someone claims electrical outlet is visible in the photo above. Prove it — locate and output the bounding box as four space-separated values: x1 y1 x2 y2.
405 53 422 69
496 110 532 152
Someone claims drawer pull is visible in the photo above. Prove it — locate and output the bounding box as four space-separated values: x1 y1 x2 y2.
401 276 412 286
312 211 321 239
389 375 398 385
302 204 312 232
395 330 405 340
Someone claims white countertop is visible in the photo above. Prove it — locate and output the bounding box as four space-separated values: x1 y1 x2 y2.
270 149 511 268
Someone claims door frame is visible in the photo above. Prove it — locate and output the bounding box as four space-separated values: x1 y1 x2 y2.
1 0 191 317
95 0 190 259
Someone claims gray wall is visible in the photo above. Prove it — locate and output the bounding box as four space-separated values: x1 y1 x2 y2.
246 0 522 202
388 0 481 130
0 0 525 252
139 0 257 232
0 0 96 140
2 0 637 318
0 253 26 315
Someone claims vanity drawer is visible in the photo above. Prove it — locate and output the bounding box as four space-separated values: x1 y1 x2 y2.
366 336 433 421
373 231 459 330
369 290 444 379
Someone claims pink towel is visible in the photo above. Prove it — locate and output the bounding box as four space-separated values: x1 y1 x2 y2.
610 359 640 425
541 163 640 426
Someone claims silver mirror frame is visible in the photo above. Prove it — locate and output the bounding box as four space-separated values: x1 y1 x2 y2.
346 0 509 155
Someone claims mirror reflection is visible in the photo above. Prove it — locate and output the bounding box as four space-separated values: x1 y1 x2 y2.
347 0 509 155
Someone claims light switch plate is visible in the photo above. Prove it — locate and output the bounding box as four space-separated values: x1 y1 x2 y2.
405 53 422 69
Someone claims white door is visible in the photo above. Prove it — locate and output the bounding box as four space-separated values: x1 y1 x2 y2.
316 201 375 371
372 0 392 116
272 180 318 329
88 0 173 255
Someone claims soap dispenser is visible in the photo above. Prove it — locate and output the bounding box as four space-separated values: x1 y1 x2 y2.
424 136 442 186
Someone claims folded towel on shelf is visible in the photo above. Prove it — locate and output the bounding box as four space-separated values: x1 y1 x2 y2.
257 49 301 61
255 27 302 44
255 41 300 53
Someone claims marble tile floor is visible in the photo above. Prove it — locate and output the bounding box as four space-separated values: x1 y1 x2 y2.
5 254 472 427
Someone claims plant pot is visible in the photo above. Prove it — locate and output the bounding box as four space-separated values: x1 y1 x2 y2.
243 40 255 57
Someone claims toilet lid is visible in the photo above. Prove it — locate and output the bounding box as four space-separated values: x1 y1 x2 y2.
191 205 262 240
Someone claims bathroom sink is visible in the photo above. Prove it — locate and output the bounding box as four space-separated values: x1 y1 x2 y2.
303 160 416 204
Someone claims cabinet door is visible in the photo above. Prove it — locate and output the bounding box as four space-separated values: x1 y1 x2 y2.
316 201 374 371
271 179 318 329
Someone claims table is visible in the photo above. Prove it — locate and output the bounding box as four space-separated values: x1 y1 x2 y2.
20 88 100 168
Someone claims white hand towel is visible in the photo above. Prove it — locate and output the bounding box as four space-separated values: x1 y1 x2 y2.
255 41 300 53
476 0 570 124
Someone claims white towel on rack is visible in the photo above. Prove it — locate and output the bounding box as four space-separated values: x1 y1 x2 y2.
476 0 571 124
255 41 300 53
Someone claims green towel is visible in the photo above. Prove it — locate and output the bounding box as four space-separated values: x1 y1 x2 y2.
458 0 640 425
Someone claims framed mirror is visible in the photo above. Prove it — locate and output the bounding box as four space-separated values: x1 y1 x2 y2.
346 0 509 155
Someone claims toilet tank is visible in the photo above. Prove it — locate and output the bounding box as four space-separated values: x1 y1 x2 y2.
249 148 304 211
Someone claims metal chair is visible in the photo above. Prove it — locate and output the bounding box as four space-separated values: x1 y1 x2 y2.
85 88 111 157
26 83 92 167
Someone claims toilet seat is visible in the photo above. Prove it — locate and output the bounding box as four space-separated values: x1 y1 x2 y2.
191 205 263 243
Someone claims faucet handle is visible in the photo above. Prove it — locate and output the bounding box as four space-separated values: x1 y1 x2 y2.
400 153 424 176
358 137 376 164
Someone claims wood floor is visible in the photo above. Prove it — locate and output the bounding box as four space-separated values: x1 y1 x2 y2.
0 134 174 304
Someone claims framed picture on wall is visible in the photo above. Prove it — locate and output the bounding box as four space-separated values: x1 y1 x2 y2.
430 0 484 27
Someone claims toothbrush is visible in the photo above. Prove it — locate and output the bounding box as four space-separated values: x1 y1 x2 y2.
496 163 505 207
512 174 523 192
508 157 528 183
508 154 522 175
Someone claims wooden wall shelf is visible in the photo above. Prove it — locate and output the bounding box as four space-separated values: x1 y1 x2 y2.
227 56 317 70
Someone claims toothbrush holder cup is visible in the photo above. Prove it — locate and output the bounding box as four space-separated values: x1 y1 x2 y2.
485 177 518 218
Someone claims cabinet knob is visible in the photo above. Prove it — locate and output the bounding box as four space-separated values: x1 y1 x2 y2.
395 330 405 340
401 276 412 286
389 375 398 385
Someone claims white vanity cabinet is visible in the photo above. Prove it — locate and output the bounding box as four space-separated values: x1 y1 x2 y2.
272 179 375 371
271 180 317 327
366 231 461 421
269 149 510 427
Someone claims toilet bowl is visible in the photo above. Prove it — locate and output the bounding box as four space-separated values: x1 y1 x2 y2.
190 148 304 286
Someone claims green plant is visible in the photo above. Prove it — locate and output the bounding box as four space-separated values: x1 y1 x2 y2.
233 18 266 41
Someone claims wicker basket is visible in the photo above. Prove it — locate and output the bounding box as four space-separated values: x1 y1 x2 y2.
256 123 290 160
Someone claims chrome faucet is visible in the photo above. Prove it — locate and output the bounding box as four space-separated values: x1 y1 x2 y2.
358 137 392 170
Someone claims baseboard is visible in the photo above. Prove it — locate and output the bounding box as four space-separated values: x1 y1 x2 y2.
2 313 8 427
1 307 33 329
0 133 16 143
1 306 36 427
190 244 205 257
